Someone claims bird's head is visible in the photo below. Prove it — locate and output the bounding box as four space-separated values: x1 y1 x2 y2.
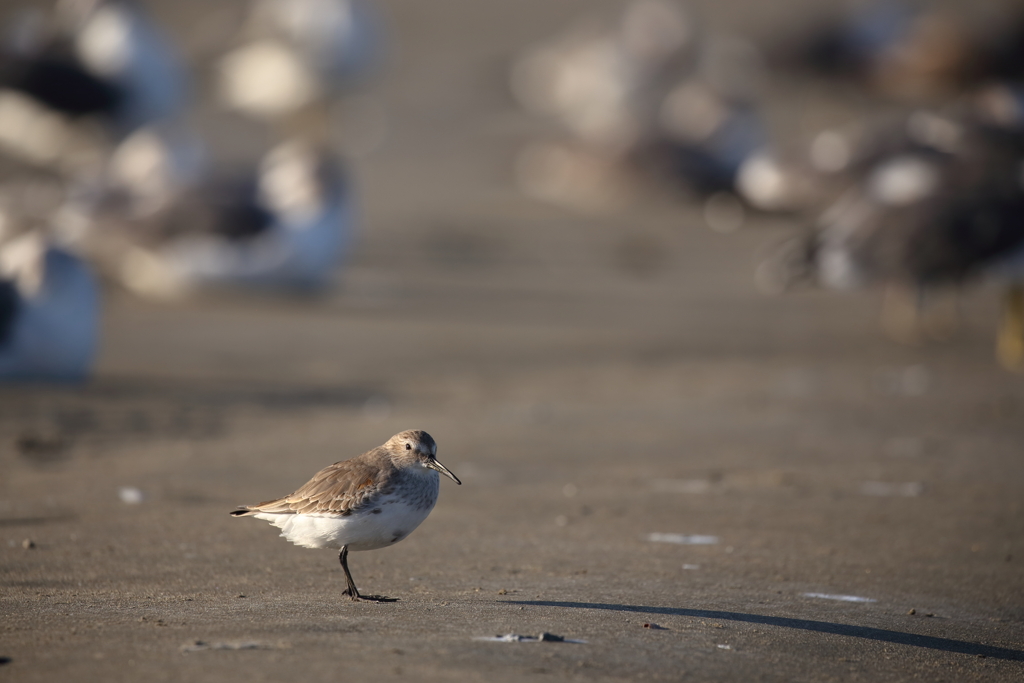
385 429 461 484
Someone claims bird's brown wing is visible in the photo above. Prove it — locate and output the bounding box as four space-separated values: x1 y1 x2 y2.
231 449 395 517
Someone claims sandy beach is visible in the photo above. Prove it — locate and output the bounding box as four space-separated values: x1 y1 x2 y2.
2 1 1023 680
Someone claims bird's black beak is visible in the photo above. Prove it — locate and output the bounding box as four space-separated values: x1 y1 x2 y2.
426 458 461 485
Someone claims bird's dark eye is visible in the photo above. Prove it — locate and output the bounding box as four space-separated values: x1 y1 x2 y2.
405 443 411 450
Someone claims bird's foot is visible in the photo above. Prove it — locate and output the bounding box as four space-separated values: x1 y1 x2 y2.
355 594 399 603
342 588 398 603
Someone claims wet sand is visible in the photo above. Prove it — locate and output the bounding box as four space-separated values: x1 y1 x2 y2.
2 1 1024 681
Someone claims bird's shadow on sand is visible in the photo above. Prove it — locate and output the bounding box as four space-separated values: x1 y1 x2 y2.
507 601 1024 661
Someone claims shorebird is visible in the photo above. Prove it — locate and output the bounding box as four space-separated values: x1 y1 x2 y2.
230 430 461 602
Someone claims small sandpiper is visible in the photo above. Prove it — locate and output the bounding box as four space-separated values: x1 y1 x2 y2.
230 430 460 601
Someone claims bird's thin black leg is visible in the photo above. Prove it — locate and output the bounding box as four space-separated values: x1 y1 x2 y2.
339 546 361 600
338 545 397 602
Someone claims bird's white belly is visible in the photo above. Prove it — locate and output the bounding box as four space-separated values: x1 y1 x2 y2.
255 499 435 551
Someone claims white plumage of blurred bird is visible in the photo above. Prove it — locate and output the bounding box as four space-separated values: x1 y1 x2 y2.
216 0 382 125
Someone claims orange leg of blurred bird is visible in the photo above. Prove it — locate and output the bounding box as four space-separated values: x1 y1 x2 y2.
881 284 960 345
921 287 961 341
996 284 1024 372
880 283 923 345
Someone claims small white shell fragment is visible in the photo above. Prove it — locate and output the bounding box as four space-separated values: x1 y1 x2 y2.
118 487 145 504
802 593 877 603
648 533 719 545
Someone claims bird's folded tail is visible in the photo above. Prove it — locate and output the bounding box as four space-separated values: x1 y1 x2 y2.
230 494 298 516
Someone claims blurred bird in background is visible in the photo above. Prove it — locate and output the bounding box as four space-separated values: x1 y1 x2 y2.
77 137 354 299
0 226 99 381
215 0 382 137
769 0 1024 103
511 0 768 230
757 86 1024 369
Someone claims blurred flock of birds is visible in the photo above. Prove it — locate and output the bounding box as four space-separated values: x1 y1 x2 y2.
510 0 1024 371
1 0 1024 382
0 0 379 380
